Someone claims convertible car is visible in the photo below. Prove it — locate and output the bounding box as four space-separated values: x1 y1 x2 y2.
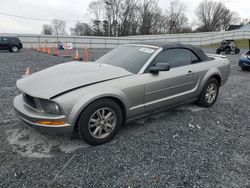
14 42 230 145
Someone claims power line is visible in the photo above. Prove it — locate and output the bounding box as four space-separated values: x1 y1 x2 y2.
0 11 88 22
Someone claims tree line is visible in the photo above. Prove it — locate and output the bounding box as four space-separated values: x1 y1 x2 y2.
42 0 249 36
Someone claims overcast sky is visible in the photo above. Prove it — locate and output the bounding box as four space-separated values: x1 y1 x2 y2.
0 0 249 34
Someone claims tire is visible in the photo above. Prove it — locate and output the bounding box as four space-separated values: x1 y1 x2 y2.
241 67 247 71
216 49 221 54
77 99 123 145
197 78 219 107
225 48 230 54
235 48 240 54
11 46 19 52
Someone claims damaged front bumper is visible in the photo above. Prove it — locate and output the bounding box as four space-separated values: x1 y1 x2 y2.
13 94 73 135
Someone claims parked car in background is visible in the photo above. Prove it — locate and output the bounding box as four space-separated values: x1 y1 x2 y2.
216 40 240 54
0 36 23 52
14 42 230 145
239 50 250 70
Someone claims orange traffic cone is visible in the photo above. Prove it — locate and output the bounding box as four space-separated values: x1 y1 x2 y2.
74 49 80 61
85 48 89 63
47 48 51 55
63 44 71 58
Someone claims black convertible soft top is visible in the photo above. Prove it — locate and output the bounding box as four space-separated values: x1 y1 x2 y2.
135 41 209 61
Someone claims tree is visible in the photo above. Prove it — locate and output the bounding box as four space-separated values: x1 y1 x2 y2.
70 22 92 36
88 0 105 36
102 20 109 36
51 19 67 35
41 24 53 35
139 0 159 35
165 1 188 34
88 0 104 21
195 0 239 32
93 20 103 36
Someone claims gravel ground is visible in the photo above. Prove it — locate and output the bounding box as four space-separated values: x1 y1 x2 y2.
0 48 249 188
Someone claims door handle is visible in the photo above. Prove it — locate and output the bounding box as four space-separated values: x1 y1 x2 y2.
187 70 194 75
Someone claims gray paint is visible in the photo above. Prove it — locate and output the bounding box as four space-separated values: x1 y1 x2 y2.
14 44 230 135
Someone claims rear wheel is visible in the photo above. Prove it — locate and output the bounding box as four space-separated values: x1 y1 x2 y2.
77 99 123 145
11 46 19 52
197 78 219 107
216 49 221 54
235 48 240 54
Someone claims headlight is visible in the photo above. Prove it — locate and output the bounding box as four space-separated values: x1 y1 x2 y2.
39 99 62 115
242 55 250 59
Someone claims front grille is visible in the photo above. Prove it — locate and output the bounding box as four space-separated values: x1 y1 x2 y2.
23 93 36 109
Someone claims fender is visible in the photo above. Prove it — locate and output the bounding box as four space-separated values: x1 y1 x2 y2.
197 67 222 94
67 88 129 127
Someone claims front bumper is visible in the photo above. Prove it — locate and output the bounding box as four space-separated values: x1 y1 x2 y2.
239 59 250 68
13 95 73 135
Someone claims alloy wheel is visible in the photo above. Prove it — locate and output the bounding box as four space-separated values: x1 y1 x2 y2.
205 83 217 104
88 108 117 139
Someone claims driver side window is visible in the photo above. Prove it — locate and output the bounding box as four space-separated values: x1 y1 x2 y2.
145 48 199 73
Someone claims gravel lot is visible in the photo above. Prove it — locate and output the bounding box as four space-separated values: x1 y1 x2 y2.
0 48 249 188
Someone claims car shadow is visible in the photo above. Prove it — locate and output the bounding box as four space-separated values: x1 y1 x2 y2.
0 50 12 53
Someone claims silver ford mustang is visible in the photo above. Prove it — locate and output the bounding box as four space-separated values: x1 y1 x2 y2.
14 42 230 145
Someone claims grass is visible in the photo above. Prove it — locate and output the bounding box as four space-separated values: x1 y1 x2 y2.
204 39 250 49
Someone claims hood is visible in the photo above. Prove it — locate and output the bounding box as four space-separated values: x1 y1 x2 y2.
17 62 132 99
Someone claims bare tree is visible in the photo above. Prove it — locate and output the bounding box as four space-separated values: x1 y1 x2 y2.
165 1 188 34
104 0 123 36
51 19 67 35
139 0 159 35
220 11 239 30
88 0 105 21
41 24 53 35
85 0 240 35
118 0 139 36
93 20 103 36
195 0 239 31
70 22 92 36
102 20 109 36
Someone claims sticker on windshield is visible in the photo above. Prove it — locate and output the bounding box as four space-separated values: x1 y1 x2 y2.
139 47 155 54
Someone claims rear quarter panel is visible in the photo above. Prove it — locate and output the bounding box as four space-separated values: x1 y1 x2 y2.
194 55 230 96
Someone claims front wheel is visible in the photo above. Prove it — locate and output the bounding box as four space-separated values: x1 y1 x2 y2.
197 78 219 107
216 49 221 54
11 46 19 52
77 99 123 145
241 67 248 71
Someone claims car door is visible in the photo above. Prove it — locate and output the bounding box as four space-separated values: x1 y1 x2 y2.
0 37 10 50
142 48 200 112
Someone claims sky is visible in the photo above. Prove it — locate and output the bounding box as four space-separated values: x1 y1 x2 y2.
0 0 249 34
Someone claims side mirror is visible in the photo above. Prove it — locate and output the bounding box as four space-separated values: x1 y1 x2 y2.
149 63 170 73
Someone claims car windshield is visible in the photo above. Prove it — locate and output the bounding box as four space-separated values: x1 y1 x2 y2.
96 45 157 74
